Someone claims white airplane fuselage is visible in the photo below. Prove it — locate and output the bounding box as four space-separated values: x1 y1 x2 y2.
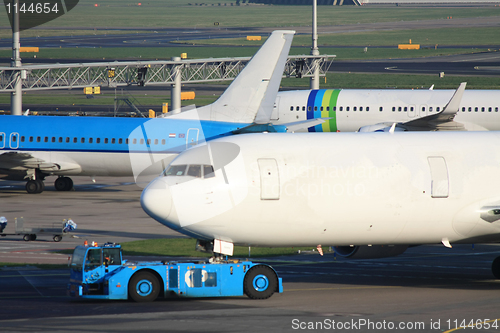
274 89 500 131
142 132 500 248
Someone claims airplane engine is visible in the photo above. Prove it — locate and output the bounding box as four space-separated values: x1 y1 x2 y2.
357 123 406 133
334 245 408 259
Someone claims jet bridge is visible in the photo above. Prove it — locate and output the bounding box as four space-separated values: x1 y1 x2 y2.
0 55 334 92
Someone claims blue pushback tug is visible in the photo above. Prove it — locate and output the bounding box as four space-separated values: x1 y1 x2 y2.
67 242 283 302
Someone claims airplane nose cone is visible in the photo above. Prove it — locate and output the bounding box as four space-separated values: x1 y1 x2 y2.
141 178 173 225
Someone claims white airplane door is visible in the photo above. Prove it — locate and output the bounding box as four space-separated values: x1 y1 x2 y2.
0 132 5 149
428 156 449 198
271 97 280 121
186 128 199 149
258 158 280 200
9 132 19 149
408 105 416 118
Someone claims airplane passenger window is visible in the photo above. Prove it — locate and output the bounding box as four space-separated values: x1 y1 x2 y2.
37 137 41 142
468 107 472 112
290 106 293 111
366 107 370 112
165 165 187 176
104 138 109 144
125 139 129 144
12 136 17 142
482 107 485 112
308 106 311 111
436 107 440 112
404 107 407 112
140 139 144 145
475 107 479 112
154 139 158 145
392 107 395 112
489 107 492 112
296 106 300 111
89 138 93 143
119 138 123 144
147 139 151 145
360 107 363 111
161 139 166 145
314 106 318 111
302 106 305 111
398 107 402 112
353 107 357 111
81 138 85 143
187 165 202 178
346 106 350 111
96 138 101 144
429 107 433 112
327 106 330 111
496 107 499 112
462 107 466 112
59 137 63 143
410 107 414 111
379 107 383 112
111 138 115 144
133 139 137 144
320 106 323 111
66 137 70 143
73 138 77 143
339 106 343 111
52 137 55 143
44 137 48 143
29 136 33 142
333 106 336 111
204 165 215 178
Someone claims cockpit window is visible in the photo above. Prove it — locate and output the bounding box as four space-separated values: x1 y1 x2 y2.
187 165 202 178
165 164 215 178
204 165 215 178
165 165 187 176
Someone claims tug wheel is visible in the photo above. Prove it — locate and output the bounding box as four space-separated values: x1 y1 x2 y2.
243 265 278 299
129 271 160 302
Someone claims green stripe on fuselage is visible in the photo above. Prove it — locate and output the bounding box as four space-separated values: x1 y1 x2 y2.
321 90 333 132
325 89 340 132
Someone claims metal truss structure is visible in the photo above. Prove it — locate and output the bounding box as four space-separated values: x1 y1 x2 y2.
0 55 334 92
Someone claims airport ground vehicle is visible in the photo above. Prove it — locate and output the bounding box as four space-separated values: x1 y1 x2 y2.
67 242 283 302
0 217 76 242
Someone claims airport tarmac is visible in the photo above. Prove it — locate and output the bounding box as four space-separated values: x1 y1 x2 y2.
0 176 182 264
1 178 500 332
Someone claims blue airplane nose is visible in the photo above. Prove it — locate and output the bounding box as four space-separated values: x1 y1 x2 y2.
141 178 173 225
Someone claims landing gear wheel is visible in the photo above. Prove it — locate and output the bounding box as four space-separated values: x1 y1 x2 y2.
243 265 278 299
53 235 62 242
23 234 30 241
26 179 44 194
128 271 160 302
492 256 500 279
54 177 73 191
30 234 36 241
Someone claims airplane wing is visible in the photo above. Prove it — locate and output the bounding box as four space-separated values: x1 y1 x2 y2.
0 152 80 173
398 82 467 131
281 118 330 132
358 82 467 132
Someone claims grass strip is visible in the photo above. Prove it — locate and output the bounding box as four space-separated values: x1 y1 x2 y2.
121 238 314 258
